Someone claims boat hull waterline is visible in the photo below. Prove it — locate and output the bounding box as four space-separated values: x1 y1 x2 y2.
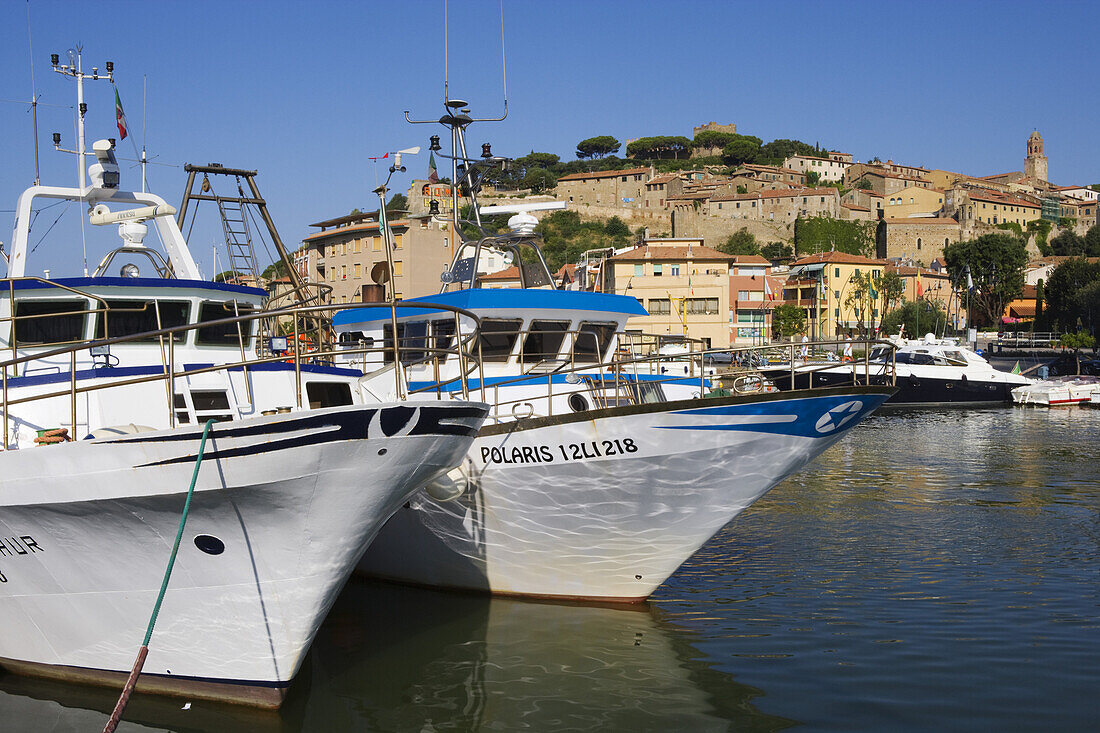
0 402 486 707
358 387 892 602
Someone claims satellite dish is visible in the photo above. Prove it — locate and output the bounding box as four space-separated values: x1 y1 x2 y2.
371 262 391 285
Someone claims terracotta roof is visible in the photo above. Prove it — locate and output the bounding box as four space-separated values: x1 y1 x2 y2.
303 219 407 242
881 217 959 225
730 254 772 265
792 251 887 266
841 203 871 211
886 264 950 278
480 265 521 281
556 167 650 183
610 244 735 262
646 173 679 185
739 164 803 176
965 190 1040 208
1009 303 1037 317
710 186 838 203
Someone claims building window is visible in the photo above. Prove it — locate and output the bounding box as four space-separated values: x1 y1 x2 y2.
354 263 362 278
686 298 720 315
917 238 922 250
834 290 840 298
835 267 840 277
738 290 750 300
653 264 663 276
671 265 680 276
634 264 644 277
649 298 671 315
394 261 403 276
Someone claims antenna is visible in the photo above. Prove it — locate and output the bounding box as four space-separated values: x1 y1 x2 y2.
26 1 40 185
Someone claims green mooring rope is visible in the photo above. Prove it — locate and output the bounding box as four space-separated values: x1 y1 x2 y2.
142 418 217 645
104 418 216 733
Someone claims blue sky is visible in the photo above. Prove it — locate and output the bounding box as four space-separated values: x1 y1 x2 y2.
1 0 1097 277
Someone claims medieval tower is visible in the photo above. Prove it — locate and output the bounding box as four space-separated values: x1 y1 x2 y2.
1024 130 1048 183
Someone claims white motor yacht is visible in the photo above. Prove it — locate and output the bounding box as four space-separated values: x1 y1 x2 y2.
763 333 1033 404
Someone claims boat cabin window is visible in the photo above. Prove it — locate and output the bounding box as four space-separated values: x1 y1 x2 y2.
428 318 456 358
940 350 968 365
908 352 935 366
477 319 523 362
382 323 405 364
306 381 353 408
402 321 429 364
13 299 86 345
196 301 257 345
522 320 570 362
573 321 617 362
95 300 190 342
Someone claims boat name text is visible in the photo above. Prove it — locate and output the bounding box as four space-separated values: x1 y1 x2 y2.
481 439 638 466
0 535 44 583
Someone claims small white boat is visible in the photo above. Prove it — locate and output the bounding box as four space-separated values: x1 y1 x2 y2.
1012 375 1100 406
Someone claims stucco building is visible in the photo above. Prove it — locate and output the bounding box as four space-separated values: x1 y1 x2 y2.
607 238 735 348
782 154 851 182
555 167 653 210
783 251 888 339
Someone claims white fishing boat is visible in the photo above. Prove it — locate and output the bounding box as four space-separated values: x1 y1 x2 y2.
1011 374 1100 406
762 333 1033 404
0 53 487 708
337 99 896 603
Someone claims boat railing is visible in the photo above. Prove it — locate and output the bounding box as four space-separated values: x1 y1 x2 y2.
0 297 483 448
754 338 899 391
402 330 897 423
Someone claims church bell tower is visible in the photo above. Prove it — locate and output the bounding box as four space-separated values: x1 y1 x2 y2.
1024 130 1048 183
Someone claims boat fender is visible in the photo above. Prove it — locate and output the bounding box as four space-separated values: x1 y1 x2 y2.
424 465 469 502
88 424 158 440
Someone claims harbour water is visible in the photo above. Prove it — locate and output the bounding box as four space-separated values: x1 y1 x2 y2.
3 405 1098 731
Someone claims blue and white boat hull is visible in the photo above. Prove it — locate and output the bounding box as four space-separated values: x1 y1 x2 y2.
358 387 892 602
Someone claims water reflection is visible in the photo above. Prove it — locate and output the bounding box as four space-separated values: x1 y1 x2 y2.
0 579 794 732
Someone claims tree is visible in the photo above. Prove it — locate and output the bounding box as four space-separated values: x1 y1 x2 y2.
771 303 806 339
854 177 873 190
576 136 621 160
1049 229 1086 256
720 135 762 166
518 151 560 169
757 138 819 164
718 227 759 256
1035 278 1045 328
1084 224 1100 256
794 215 875 257
521 168 557 193
385 193 408 212
879 300 949 339
805 170 821 186
261 259 288 280
761 242 793 262
626 136 692 160
843 271 885 333
1026 218 1053 254
604 216 631 238
878 270 906 320
692 131 738 151
736 184 748 194
1044 257 1100 334
942 233 1028 328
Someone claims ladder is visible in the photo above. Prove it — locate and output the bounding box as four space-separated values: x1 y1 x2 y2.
215 193 258 282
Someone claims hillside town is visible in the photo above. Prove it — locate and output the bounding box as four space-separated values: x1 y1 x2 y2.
279 126 1099 350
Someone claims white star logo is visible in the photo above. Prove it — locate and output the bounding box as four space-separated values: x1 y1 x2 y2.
814 400 865 434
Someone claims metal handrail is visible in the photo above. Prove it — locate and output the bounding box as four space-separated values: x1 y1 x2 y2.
0 299 484 448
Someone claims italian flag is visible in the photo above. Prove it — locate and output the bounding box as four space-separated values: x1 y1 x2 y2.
114 88 128 141
428 152 438 183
